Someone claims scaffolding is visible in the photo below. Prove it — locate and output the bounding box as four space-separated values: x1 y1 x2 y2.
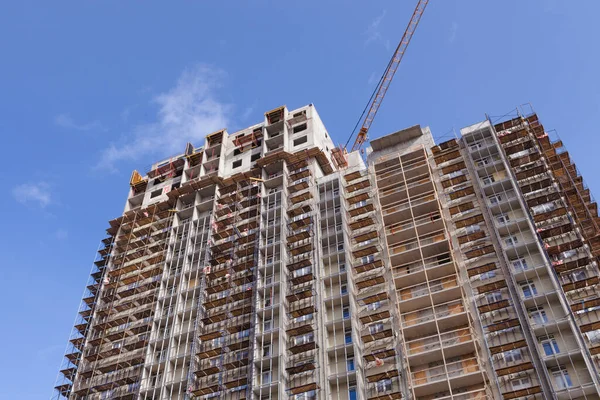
52 198 176 400
284 156 321 400
493 113 600 396
192 171 262 400
374 143 492 400
53 104 600 400
342 165 407 400
52 238 112 400
432 136 550 399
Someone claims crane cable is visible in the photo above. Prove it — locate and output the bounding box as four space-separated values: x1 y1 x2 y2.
344 53 395 149
344 0 429 151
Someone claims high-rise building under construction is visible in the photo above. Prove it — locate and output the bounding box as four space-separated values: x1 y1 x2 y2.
53 105 600 400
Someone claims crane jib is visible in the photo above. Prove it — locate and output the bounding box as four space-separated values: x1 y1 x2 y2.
349 0 429 154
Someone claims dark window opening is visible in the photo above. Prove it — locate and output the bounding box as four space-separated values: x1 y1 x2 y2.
251 153 261 162
293 123 307 134
293 136 308 147
234 148 243 156
150 189 162 198
233 160 242 169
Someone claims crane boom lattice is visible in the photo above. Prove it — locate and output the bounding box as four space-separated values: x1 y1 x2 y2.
352 0 429 152
330 0 428 169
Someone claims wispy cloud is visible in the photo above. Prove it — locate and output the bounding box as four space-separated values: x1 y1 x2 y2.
120 105 137 122
12 182 52 208
97 64 230 172
365 10 387 46
543 0 561 14
384 39 391 52
55 229 68 240
367 71 378 86
449 22 458 44
241 106 254 121
54 113 105 132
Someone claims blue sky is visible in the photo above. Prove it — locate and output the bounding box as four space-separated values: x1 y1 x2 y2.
1 1 599 398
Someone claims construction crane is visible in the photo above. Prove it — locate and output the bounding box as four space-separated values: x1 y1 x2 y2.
331 0 429 168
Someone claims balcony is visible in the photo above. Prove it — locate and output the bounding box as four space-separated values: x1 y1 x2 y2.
345 169 367 183
345 189 371 206
393 255 455 288
353 255 384 275
289 165 311 181
379 174 433 205
288 241 312 257
289 213 312 230
497 125 528 144
352 241 380 260
361 326 393 344
411 355 482 396
467 139 496 154
405 326 473 360
348 200 375 218
508 148 540 168
418 359 480 389
398 275 460 312
289 189 313 205
287 203 312 218
345 175 371 194
288 227 312 244
447 186 475 204
349 215 376 232
401 299 467 335
288 339 317 355
388 231 447 264
463 244 495 261
434 148 462 166
502 133 534 154
562 276 599 293
286 287 313 304
288 177 311 194
290 268 314 286
502 386 542 399
73 365 142 394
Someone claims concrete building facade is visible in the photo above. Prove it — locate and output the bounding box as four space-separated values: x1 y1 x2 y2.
53 105 600 400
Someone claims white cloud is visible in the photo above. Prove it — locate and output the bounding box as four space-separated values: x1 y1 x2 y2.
365 10 387 46
54 113 105 132
97 64 230 171
449 22 458 44
12 182 52 208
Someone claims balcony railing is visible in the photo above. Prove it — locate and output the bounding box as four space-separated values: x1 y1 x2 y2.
399 275 458 302
401 299 465 328
393 256 453 278
379 175 432 199
382 193 436 216
389 232 446 257
405 326 472 356
411 356 480 386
